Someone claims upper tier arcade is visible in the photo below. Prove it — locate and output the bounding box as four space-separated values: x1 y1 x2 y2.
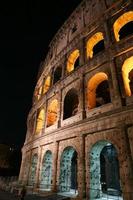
25 0 133 143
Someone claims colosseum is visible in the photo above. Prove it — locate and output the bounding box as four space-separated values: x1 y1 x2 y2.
19 0 133 199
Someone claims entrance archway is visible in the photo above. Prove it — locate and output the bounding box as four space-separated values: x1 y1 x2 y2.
28 154 38 186
59 147 78 195
40 150 52 190
89 141 122 199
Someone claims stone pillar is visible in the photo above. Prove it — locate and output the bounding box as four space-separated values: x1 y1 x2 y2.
61 59 65 79
18 150 25 184
128 127 133 162
119 129 133 200
34 146 42 190
44 99 48 129
58 90 62 128
78 135 86 199
109 60 122 108
80 74 86 120
79 39 85 66
52 141 59 192
32 111 37 137
24 151 32 186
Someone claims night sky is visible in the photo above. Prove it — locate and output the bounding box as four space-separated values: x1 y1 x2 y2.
0 0 82 149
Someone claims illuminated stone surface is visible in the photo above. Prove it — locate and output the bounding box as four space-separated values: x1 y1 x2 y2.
19 0 133 199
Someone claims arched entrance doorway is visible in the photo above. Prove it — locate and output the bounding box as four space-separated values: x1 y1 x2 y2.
89 141 122 199
40 150 52 190
28 154 38 186
59 147 78 196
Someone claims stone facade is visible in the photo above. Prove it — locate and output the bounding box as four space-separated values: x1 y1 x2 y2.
19 0 133 199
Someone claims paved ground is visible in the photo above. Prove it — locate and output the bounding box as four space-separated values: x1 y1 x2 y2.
0 189 19 200
0 189 70 200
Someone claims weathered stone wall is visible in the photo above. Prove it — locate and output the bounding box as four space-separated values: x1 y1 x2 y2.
19 0 133 199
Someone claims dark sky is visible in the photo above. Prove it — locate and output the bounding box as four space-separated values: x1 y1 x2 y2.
0 0 82 148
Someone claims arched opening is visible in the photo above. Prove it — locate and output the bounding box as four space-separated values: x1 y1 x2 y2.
119 21 133 40
89 141 122 199
53 66 62 84
36 108 45 134
37 86 42 100
113 11 133 42
63 89 79 120
87 72 111 109
86 32 104 59
40 151 52 190
122 56 133 96
43 76 51 94
28 154 38 186
67 49 80 73
47 99 58 127
59 147 78 196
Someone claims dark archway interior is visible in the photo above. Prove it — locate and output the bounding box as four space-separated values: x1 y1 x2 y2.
63 89 79 119
129 69 133 95
74 56 80 69
100 154 106 192
53 67 62 84
100 144 121 195
71 151 78 190
119 21 133 40
96 80 111 107
93 39 105 56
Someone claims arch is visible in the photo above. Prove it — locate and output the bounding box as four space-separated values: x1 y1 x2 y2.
59 146 78 195
87 72 110 109
47 99 58 127
67 49 80 73
43 76 51 94
40 150 52 190
89 141 122 199
37 86 42 100
63 88 79 120
36 108 45 134
113 11 133 42
28 154 38 186
122 56 133 96
53 66 62 84
86 32 104 59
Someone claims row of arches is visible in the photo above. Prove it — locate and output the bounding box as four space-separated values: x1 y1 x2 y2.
27 141 122 199
35 11 133 100
35 71 111 133
35 55 133 133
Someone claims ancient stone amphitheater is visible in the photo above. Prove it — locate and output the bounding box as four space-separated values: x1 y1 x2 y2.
19 0 133 199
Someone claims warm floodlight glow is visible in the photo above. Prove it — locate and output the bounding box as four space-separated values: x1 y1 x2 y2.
87 72 108 109
122 56 133 96
37 86 42 100
113 11 133 42
86 32 104 59
67 49 80 72
47 99 58 127
43 76 51 94
36 109 45 134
